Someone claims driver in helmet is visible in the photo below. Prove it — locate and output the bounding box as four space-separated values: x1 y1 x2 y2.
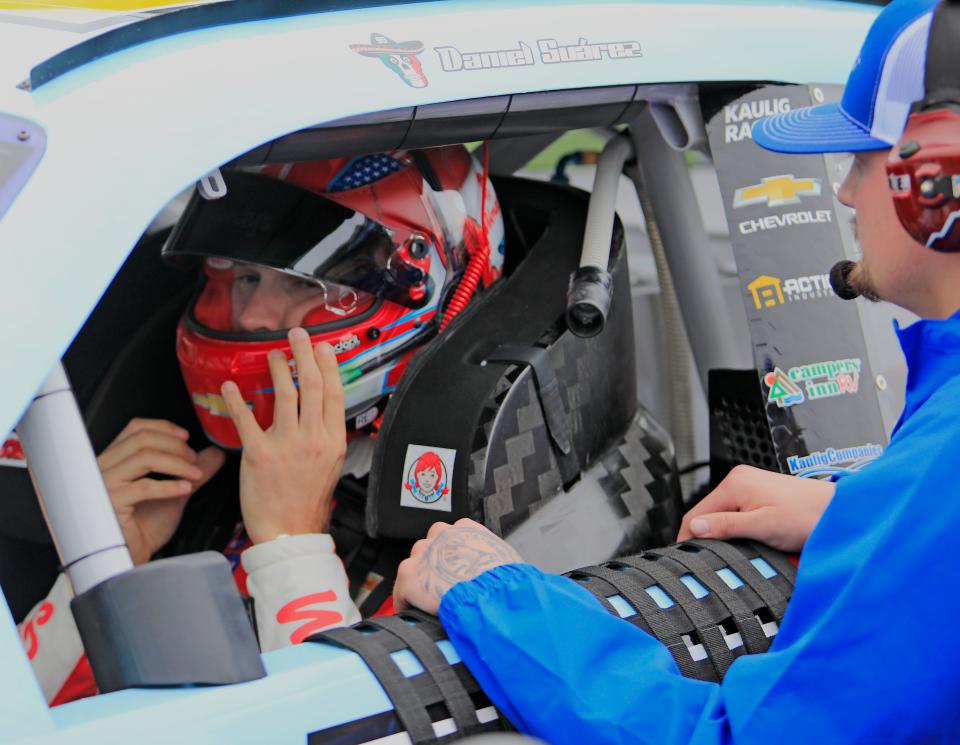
18 146 504 705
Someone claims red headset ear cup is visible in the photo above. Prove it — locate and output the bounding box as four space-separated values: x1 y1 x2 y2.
887 108 960 252
194 262 234 330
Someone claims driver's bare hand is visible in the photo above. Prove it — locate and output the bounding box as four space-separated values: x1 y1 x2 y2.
676 464 835 553
222 327 346 545
394 518 525 616
98 418 225 565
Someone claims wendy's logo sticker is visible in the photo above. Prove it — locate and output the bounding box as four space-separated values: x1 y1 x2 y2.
350 33 429 88
400 444 455 512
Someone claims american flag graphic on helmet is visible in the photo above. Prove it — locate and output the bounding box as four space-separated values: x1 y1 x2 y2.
326 154 409 192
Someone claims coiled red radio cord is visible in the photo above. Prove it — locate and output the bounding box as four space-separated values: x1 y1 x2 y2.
440 143 491 332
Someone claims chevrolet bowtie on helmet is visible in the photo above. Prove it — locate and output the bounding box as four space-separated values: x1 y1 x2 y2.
163 146 505 448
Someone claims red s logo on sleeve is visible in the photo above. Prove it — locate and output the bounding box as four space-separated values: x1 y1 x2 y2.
20 602 54 661
276 591 344 645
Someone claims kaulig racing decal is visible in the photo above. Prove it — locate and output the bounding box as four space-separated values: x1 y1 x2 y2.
352 32 641 86
722 97 791 143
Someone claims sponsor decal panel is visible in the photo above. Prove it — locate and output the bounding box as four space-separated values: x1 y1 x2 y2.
787 443 884 478
764 357 861 408
707 86 889 478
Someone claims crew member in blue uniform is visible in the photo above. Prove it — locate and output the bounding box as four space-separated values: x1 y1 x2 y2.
393 1 960 742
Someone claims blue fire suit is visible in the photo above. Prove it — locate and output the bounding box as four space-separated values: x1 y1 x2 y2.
439 311 960 744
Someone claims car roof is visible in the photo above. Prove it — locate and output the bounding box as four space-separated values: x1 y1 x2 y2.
0 0 879 442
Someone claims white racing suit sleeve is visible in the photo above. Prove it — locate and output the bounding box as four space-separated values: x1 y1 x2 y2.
241 533 361 652
17 573 96 705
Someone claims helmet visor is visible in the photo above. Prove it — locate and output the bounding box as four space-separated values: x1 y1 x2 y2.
163 170 422 307
191 259 379 336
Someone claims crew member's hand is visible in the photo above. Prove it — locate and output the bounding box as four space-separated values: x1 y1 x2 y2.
394 518 525 615
676 464 835 552
221 327 346 545
98 418 225 565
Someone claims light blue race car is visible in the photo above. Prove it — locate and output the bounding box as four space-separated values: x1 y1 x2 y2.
0 2 898 743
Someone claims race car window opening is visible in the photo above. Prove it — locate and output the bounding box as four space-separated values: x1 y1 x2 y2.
230 85 714 168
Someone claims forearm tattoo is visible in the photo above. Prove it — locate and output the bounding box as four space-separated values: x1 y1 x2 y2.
418 527 522 606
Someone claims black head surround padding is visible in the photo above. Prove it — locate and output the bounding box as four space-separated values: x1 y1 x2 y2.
367 177 637 540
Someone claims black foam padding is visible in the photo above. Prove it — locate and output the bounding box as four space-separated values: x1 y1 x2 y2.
310 610 510 744
708 369 781 488
0 532 60 623
70 552 265 693
368 178 638 540
568 539 797 683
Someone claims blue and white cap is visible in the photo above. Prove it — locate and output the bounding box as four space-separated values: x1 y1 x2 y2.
753 0 938 154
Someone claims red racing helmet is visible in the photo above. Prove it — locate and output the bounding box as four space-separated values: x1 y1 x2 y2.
163 146 504 448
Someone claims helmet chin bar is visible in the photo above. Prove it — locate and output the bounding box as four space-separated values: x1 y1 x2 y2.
15 362 265 693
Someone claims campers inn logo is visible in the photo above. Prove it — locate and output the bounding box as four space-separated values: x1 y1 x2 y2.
351 32 642 86
763 358 862 409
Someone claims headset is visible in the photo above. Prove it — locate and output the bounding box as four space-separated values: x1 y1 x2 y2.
886 0 960 252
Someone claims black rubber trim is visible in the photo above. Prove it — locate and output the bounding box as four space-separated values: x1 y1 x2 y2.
28 0 446 90
61 543 129 571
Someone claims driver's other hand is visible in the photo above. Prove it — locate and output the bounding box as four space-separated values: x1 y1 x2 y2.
98 418 225 565
394 518 525 616
221 327 346 545
676 464 835 553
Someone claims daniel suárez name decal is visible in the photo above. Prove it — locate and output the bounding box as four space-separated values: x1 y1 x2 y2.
351 33 641 88
435 37 642 72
